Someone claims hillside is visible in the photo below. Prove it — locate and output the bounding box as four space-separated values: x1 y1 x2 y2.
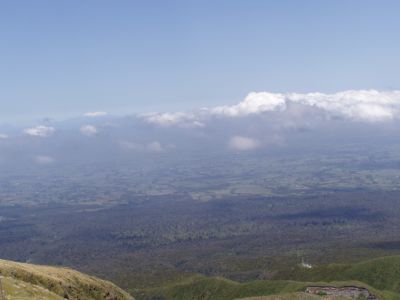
275 255 400 294
135 275 399 300
0 259 134 300
2 255 400 300
134 256 400 300
238 293 351 300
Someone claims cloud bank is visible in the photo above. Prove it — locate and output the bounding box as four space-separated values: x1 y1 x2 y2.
144 90 400 126
2 89 400 166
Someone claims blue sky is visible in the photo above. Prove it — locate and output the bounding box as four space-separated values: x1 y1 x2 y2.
1 0 400 123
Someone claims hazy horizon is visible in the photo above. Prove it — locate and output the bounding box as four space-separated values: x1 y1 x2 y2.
2 0 400 122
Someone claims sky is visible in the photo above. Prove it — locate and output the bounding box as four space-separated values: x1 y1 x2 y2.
1 0 400 123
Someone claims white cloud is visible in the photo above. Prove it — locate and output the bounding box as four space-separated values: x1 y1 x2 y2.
0 134 8 139
229 136 261 151
119 140 168 153
212 92 286 117
286 90 398 122
119 141 142 151
24 125 55 137
80 125 98 136
143 112 205 128
214 90 400 122
147 141 164 152
84 111 108 117
142 90 400 126
34 155 55 165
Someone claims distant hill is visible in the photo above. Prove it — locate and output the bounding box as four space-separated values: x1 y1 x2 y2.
0 259 133 300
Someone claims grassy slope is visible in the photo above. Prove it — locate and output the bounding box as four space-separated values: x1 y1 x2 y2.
135 276 399 300
3 255 400 300
135 275 304 300
238 293 351 300
135 256 400 300
2 276 63 300
277 255 400 294
0 259 134 300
